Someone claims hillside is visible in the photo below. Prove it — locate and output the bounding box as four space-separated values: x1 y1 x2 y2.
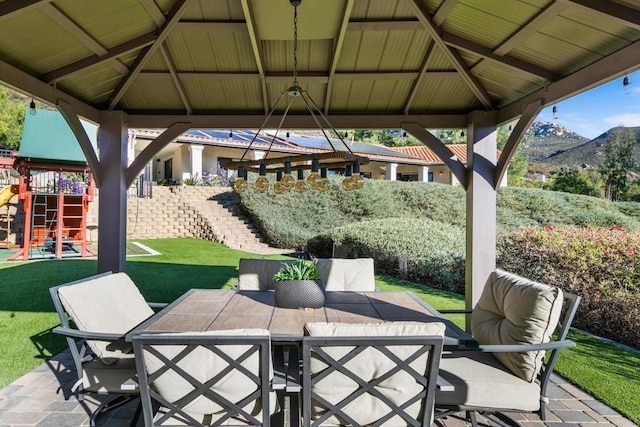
547 126 640 167
237 179 640 249
519 121 588 162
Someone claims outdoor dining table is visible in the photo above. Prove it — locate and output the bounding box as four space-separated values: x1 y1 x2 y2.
126 289 473 426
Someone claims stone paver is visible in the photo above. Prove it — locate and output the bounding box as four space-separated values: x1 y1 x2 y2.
0 349 637 427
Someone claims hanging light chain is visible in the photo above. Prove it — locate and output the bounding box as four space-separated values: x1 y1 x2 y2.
292 2 299 86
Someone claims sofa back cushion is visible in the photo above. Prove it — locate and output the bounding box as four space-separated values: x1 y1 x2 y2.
314 258 375 291
58 272 154 363
471 269 563 382
237 258 295 290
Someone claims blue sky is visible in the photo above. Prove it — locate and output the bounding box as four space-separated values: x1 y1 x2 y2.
535 70 640 140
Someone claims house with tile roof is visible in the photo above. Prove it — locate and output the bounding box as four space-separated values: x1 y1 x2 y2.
390 145 508 187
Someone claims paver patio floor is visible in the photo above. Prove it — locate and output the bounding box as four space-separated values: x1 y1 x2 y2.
0 348 636 427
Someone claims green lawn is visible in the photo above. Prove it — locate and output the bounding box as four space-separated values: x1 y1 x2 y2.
0 238 638 424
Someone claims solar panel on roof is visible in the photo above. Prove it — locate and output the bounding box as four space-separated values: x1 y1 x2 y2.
285 135 414 158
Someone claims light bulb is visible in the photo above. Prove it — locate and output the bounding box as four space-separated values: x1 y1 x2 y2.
255 176 270 192
281 174 295 190
294 180 307 192
317 179 329 192
274 181 285 194
306 173 321 189
29 100 37 116
234 178 248 192
342 177 354 191
351 174 364 189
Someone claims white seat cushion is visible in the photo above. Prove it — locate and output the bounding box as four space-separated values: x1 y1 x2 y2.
436 350 541 411
313 258 375 291
471 269 563 382
58 272 154 364
237 258 295 290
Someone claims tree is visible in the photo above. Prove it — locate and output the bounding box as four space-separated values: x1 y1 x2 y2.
0 86 26 149
600 128 637 201
548 168 602 197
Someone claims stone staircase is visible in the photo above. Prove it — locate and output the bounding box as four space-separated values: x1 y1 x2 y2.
114 186 287 255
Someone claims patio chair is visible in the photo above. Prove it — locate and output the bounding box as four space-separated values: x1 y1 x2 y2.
313 258 376 291
435 269 581 427
50 271 165 426
237 258 296 290
132 329 278 426
302 321 445 426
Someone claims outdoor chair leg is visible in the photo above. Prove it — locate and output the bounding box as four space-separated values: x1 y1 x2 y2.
89 395 136 427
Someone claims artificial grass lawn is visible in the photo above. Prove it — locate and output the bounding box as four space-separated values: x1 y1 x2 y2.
0 238 638 423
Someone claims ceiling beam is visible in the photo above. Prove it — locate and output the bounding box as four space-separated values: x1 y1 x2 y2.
159 43 192 114
0 0 53 21
140 71 261 80
498 40 640 123
174 21 247 32
559 0 640 30
324 0 355 115
347 19 423 32
442 32 561 81
43 32 157 83
241 0 269 115
432 0 459 26
108 0 192 110
0 58 99 123
139 0 165 27
408 0 494 109
127 113 468 129
404 39 436 115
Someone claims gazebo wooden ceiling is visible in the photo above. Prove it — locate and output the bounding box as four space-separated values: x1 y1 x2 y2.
0 0 638 130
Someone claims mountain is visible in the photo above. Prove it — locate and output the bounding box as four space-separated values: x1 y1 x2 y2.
546 126 640 168
519 121 589 162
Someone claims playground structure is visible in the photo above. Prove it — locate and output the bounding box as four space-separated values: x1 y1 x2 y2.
1 152 97 260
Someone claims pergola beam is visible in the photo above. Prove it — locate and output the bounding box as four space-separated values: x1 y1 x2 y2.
139 0 165 27
0 0 53 20
175 21 247 32
408 0 494 109
324 0 355 115
43 32 157 83
108 0 192 110
241 0 269 115
560 0 640 30
432 0 459 26
404 39 436 115
159 43 192 114
347 19 423 32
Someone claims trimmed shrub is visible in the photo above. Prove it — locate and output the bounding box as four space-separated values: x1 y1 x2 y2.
308 218 466 293
497 226 640 348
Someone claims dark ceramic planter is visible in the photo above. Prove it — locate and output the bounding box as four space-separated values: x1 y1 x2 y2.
274 279 325 309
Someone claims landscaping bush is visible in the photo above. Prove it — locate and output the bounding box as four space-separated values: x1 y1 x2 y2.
308 218 466 293
497 226 640 349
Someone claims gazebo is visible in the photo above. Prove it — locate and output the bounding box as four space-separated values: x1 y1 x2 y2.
0 0 637 310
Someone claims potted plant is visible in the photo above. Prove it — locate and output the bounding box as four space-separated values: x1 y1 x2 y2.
273 259 325 309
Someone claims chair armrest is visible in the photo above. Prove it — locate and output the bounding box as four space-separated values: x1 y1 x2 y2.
53 326 126 341
456 339 575 353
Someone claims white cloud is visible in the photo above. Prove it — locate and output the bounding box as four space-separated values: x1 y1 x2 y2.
603 113 640 127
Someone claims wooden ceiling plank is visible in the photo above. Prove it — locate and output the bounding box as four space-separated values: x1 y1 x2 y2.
432 0 459 26
443 32 561 81
408 0 494 109
159 42 192 114
108 0 192 110
43 32 157 83
324 0 355 115
404 39 436 115
347 19 423 32
175 21 246 32
139 0 166 27
0 0 53 21
41 3 108 55
560 0 640 30
241 0 269 115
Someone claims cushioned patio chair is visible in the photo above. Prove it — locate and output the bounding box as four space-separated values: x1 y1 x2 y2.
237 258 296 290
50 272 165 426
435 269 581 427
132 329 278 426
313 258 376 291
302 321 445 427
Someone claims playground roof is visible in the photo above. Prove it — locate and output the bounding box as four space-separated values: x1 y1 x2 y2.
18 109 97 166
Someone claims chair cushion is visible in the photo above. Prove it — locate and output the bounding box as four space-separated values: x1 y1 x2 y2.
314 258 375 291
237 258 295 290
58 272 154 364
471 269 563 382
142 329 276 419
436 350 541 411
305 322 445 425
